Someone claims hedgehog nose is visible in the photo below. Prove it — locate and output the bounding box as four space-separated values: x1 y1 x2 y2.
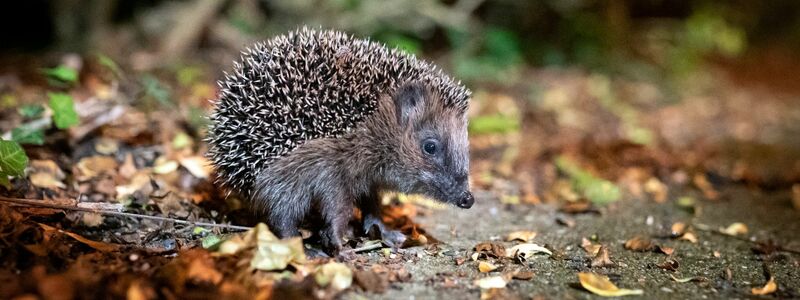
456 191 474 209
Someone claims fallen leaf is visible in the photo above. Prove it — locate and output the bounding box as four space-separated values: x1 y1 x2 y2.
751 277 777 295
657 258 680 271
581 238 601 256
656 245 675 256
506 230 537 242
186 256 223 284
511 270 535 280
506 243 552 261
720 222 748 236
94 138 119 155
315 262 353 291
478 261 498 273
475 242 505 258
792 184 800 211
179 156 212 179
354 269 388 293
38 223 120 252
591 245 615 268
670 222 687 237
679 232 698 243
578 272 644 297
28 160 66 189
251 227 306 271
75 156 118 180
475 276 507 289
624 236 654 252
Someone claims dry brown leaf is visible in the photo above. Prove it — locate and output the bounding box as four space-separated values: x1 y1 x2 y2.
591 245 615 268
28 160 67 189
656 258 680 271
792 184 800 211
578 272 643 297
720 222 748 236
119 153 137 179
670 222 687 237
186 256 223 284
656 245 675 256
39 223 120 252
510 269 535 280
478 261 498 273
76 156 118 180
506 230 537 242
582 238 602 256
751 277 777 295
624 236 654 252
475 242 506 258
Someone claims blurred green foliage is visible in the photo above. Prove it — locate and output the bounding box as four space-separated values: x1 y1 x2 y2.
48 93 79 129
555 156 622 205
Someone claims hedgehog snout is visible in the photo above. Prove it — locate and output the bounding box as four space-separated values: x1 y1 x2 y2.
456 191 474 209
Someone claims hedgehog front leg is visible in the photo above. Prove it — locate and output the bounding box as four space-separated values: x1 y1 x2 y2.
360 195 407 248
320 192 356 260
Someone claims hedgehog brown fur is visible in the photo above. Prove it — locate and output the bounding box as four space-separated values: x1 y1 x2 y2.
207 28 472 257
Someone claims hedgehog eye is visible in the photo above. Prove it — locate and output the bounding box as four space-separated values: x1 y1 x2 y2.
422 139 439 156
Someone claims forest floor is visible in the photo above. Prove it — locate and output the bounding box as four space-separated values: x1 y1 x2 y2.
0 52 799 299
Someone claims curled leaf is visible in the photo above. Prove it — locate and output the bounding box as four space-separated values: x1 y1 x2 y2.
751 277 777 295
720 222 748 236
506 243 552 260
478 261 498 273
578 272 643 297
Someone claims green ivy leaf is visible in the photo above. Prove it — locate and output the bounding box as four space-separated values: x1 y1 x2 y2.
11 126 45 145
0 139 29 188
48 93 79 129
18 104 45 119
43 65 79 84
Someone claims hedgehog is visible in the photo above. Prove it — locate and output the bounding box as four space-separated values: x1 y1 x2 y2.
206 28 473 258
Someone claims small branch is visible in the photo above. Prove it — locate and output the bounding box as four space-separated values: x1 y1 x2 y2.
351 241 384 253
0 196 251 231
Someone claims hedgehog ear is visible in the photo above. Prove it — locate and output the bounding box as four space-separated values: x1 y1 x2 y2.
393 82 426 127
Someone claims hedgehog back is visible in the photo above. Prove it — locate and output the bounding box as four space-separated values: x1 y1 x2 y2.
207 28 470 196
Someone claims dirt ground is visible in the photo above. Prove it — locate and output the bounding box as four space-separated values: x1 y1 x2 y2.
345 186 800 299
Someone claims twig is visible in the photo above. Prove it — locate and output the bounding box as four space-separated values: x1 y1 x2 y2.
0 196 251 231
693 222 800 255
351 241 385 253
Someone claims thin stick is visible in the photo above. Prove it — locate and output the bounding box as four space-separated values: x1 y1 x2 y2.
0 196 251 231
350 241 385 253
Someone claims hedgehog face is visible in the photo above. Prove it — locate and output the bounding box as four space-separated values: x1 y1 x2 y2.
392 82 474 209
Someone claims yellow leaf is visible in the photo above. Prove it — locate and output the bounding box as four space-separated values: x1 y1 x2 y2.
506 230 537 242
478 261 498 273
179 156 212 179
751 277 777 295
720 222 748 236
578 272 643 297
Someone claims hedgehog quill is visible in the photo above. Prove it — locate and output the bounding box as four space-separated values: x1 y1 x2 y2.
207 28 473 258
